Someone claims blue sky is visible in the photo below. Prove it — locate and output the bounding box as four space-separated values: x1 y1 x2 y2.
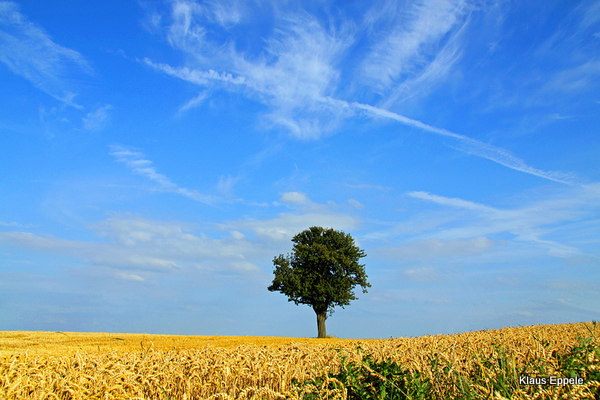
1 0 599 339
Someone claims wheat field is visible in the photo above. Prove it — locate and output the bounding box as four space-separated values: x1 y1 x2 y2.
1 322 598 399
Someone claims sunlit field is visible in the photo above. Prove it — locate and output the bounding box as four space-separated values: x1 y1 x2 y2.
0 331 364 358
1 322 599 399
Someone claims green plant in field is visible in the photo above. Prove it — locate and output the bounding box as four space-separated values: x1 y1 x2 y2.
292 347 427 400
469 344 521 396
294 330 600 400
159 385 171 400
552 333 600 383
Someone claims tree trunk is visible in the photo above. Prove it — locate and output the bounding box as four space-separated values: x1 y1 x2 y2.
316 310 327 338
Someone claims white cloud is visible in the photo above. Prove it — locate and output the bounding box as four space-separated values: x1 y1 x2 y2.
83 104 112 131
217 175 239 197
379 237 494 260
403 266 439 282
381 17 467 107
545 60 600 94
0 191 362 277
117 272 145 282
165 0 245 52
0 1 92 107
167 0 206 52
124 256 177 270
146 3 355 139
143 58 246 86
230 230 245 240
142 1 580 186
0 230 180 272
230 261 259 272
207 0 243 27
92 215 195 247
149 36 581 185
545 279 600 292
575 0 600 32
230 14 356 139
230 211 359 242
280 191 311 206
0 231 84 253
516 1 600 108
225 194 361 242
178 90 208 113
0 214 264 274
379 185 600 259
212 192 362 244
365 216 454 241
360 0 467 91
515 311 533 317
348 199 365 209
109 144 218 204
0 221 18 226
408 191 496 213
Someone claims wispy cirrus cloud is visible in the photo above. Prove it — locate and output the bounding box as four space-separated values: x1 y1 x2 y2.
141 1 583 186
83 104 112 131
408 191 497 213
483 0 600 111
378 236 495 260
151 0 473 137
177 90 208 113
380 16 467 107
146 1 356 138
206 0 244 27
0 1 92 107
143 58 246 86
398 185 600 258
367 184 600 262
109 144 218 204
360 0 468 92
166 0 206 53
141 57 245 114
216 174 239 198
544 60 600 94
165 0 246 53
232 14 356 139
146 48 579 185
537 0 600 55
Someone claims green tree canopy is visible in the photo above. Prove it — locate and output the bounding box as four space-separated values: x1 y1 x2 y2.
268 226 370 338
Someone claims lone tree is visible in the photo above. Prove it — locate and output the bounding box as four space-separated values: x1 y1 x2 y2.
268 226 370 338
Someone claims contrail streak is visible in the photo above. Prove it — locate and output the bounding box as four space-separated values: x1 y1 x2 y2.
350 102 579 186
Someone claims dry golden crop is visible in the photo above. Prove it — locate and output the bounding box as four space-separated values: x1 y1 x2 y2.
1 322 598 400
